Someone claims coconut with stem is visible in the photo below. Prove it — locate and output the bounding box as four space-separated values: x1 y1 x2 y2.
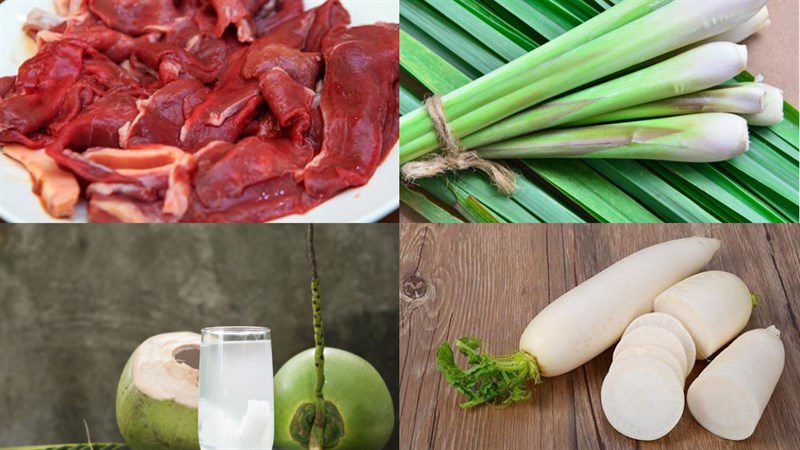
273 225 394 450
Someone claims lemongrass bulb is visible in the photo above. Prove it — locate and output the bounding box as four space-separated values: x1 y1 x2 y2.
477 113 749 163
741 83 784 126
701 6 770 44
462 42 748 149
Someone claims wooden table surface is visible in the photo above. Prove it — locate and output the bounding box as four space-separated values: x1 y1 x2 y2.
399 224 800 449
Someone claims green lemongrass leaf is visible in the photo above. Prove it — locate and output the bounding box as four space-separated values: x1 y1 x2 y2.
494 0 574 40
477 114 749 163
456 193 503 223
719 139 799 220
402 0 764 161
453 0 538 51
400 30 471 95
400 0 674 149
401 0 504 75
423 0 528 61
586 160 719 222
436 338 540 409
570 84 767 126
400 85 420 115
652 163 786 223
412 177 508 223
400 14 482 79
455 172 586 223
400 184 464 223
523 160 661 223
752 126 799 163
463 42 749 148
448 172 543 223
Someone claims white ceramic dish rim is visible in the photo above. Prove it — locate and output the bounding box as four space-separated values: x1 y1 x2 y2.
0 0 399 223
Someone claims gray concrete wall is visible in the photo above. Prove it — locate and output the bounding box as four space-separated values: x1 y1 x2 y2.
0 224 398 449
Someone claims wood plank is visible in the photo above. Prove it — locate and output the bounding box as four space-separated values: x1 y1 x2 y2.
400 224 800 449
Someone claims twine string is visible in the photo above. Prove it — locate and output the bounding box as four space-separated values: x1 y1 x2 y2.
401 96 516 195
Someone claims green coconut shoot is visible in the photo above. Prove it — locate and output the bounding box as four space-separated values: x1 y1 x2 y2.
461 42 748 149
400 0 767 163
570 84 767 126
475 113 749 163
399 0 674 147
307 224 327 450
273 227 394 450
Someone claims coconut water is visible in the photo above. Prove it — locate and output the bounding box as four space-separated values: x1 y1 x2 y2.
199 339 274 450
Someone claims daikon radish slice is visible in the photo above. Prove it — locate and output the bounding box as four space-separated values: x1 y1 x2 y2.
602 356 685 441
654 271 752 359
624 312 696 374
520 237 720 376
614 346 684 384
687 326 785 440
614 326 688 379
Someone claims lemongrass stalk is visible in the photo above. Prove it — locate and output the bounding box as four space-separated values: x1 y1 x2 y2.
461 42 748 149
699 6 770 44
476 113 749 163
401 0 766 163
399 0 675 147
570 85 766 126
740 82 784 126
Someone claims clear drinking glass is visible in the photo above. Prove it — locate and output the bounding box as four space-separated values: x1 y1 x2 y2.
199 326 274 450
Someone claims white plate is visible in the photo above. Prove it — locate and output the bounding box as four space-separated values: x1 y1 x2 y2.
0 0 399 223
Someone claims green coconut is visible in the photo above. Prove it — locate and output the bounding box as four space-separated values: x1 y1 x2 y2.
116 332 201 450
274 347 394 450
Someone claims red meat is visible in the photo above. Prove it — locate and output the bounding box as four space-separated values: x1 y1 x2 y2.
303 24 399 198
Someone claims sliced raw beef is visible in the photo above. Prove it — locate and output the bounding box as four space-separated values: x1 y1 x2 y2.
180 48 262 151
252 0 349 49
192 136 312 209
303 24 399 198
241 43 321 89
0 40 87 146
121 79 210 148
0 77 17 98
134 41 224 84
49 92 140 152
209 0 267 42
89 0 179 36
258 68 315 143
241 108 282 140
1 0 396 222
254 0 304 37
62 24 137 63
303 0 350 52
3 145 80 218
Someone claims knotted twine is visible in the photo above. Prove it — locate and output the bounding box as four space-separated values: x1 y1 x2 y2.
401 96 517 195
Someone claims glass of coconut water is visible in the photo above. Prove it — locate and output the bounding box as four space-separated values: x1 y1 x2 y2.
199 326 274 450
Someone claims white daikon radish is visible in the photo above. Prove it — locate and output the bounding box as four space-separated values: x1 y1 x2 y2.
654 270 753 359
623 312 696 374
520 237 720 376
438 237 720 408
614 346 684 384
687 326 785 440
613 326 689 379
602 356 685 441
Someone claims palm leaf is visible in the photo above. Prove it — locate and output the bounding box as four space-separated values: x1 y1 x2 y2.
400 0 799 223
